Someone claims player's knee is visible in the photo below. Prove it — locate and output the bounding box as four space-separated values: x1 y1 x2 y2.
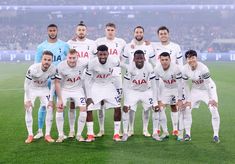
170 105 177 112
86 111 93 122
70 101 75 109
209 107 220 119
114 107 121 121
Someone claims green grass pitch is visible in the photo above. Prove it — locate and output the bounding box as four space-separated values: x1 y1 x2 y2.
0 62 235 164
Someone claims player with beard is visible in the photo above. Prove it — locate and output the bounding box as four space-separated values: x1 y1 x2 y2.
85 45 122 142
123 26 156 137
34 24 69 140
66 21 96 138
95 23 126 137
122 50 160 142
24 51 56 143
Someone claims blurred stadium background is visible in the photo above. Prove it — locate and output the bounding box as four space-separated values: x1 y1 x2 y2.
1 0 235 62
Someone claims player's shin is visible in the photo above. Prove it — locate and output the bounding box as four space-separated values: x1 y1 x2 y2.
171 111 179 132
209 106 220 137
56 111 64 137
122 110 129 134
97 106 105 132
183 106 192 137
143 108 151 136
129 110 135 134
159 108 168 133
77 110 87 136
25 107 33 136
152 110 160 135
45 106 53 136
38 106 46 130
114 107 121 135
69 101 76 134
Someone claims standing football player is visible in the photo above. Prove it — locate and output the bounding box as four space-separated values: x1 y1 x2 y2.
34 24 69 139
66 21 96 138
95 23 126 137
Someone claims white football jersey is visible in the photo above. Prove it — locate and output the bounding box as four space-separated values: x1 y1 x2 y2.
124 62 155 91
25 63 56 89
154 63 182 89
56 60 87 91
123 40 155 65
95 37 126 63
67 38 97 65
182 62 214 90
85 57 119 85
152 42 183 66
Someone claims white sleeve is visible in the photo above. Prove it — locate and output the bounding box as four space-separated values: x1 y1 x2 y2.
148 45 156 67
24 68 33 101
176 45 183 67
84 64 94 98
201 66 213 100
122 45 130 64
175 67 183 100
182 71 190 101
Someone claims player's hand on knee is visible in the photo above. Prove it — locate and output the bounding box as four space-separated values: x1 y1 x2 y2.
123 106 129 113
158 101 165 110
208 99 218 108
86 98 94 107
153 105 160 112
183 101 191 109
24 101 32 110
177 100 183 111
56 100 64 112
47 101 54 109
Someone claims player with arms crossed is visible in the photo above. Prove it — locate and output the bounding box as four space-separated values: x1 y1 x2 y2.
34 24 69 139
55 49 87 142
181 50 220 143
85 45 122 142
95 22 126 137
123 25 156 137
153 52 183 140
66 21 96 138
24 51 56 143
122 50 160 141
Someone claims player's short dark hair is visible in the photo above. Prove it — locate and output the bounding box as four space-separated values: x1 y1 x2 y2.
43 50 53 57
77 21 87 27
47 24 58 29
97 45 108 52
185 50 197 58
134 26 144 32
157 26 169 34
106 22 116 28
68 49 77 55
134 50 145 57
159 52 170 58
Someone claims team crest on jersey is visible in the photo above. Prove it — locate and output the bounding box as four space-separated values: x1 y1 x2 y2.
132 79 147 85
